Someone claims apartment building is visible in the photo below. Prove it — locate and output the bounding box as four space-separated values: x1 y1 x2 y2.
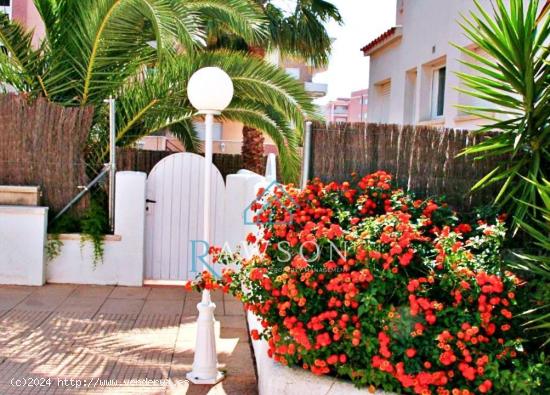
348 89 368 123
325 98 350 123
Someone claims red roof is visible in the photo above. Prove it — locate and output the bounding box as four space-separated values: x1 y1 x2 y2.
361 27 400 55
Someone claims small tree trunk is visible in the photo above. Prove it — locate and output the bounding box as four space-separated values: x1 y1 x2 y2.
242 126 265 174
240 45 267 175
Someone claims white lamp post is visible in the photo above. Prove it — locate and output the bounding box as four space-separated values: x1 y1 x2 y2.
186 66 233 385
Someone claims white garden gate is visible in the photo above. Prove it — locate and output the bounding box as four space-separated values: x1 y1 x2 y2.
144 153 225 281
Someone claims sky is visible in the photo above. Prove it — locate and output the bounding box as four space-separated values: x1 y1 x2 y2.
311 0 397 104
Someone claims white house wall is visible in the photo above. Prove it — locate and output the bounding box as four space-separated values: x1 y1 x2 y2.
367 0 533 129
47 172 146 286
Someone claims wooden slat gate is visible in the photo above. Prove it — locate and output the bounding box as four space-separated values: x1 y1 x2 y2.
144 153 225 281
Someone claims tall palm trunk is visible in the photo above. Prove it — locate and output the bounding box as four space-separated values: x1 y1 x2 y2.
241 46 267 174
242 125 265 174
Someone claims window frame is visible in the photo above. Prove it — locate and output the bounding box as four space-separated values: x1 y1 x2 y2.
431 65 446 119
376 80 391 123
0 0 11 19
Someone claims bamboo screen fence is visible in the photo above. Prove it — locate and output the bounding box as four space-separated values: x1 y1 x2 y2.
0 94 93 214
309 122 500 211
117 148 247 180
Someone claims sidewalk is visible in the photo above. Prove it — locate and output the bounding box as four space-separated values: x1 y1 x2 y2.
0 284 257 394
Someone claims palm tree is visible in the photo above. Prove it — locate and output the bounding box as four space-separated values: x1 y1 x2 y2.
0 0 318 180
206 0 341 176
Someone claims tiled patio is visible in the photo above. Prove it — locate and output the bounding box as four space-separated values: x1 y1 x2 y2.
0 285 257 395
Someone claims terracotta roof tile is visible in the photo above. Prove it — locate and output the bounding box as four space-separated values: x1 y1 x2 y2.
361 27 400 55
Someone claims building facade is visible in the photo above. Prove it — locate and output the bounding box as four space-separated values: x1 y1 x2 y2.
348 89 368 123
1 0 45 46
325 98 350 123
362 0 533 129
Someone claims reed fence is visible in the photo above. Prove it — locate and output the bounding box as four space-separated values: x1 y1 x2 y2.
309 122 499 210
116 148 246 180
0 94 93 214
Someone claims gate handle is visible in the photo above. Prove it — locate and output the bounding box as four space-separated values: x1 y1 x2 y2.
146 199 157 203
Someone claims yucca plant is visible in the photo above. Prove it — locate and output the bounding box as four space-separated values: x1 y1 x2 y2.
456 0 550 349
455 0 549 232
0 0 318 180
508 177 550 348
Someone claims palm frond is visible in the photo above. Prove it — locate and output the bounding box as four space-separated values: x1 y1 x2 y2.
91 50 314 181
187 0 268 46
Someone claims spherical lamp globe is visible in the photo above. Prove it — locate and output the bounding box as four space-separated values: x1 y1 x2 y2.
187 67 234 113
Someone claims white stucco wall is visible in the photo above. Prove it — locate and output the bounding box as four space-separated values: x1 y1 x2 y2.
47 172 146 286
247 312 392 395
223 171 265 253
0 206 48 286
367 0 534 130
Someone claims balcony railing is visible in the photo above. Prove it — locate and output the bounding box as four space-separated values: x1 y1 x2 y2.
304 82 328 98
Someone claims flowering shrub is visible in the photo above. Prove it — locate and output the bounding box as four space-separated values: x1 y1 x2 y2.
185 171 541 394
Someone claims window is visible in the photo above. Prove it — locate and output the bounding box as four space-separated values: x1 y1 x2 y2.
0 1 9 56
334 105 348 114
285 67 300 80
376 80 391 123
0 0 11 18
431 66 446 118
193 121 223 140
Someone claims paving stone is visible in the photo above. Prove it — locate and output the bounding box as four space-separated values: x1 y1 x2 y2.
70 285 114 299
134 314 182 331
32 285 77 298
55 297 106 317
109 287 151 300
219 327 249 342
0 310 52 355
217 316 248 330
223 301 245 316
140 300 184 317
14 295 69 312
97 298 145 316
0 286 33 312
0 285 257 395
181 302 199 318
147 287 186 302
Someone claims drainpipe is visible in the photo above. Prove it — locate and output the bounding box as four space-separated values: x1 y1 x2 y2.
301 121 312 189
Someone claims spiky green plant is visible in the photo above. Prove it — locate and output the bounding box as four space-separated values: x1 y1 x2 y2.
508 177 550 348
455 0 549 232
456 0 550 349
